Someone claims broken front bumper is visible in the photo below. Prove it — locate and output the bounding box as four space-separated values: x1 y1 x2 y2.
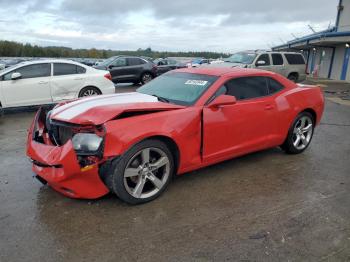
26 109 109 199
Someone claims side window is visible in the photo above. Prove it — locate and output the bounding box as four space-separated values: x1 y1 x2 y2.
224 77 268 100
168 59 177 65
54 63 86 76
128 58 143 66
3 63 51 80
206 85 227 105
111 58 127 67
3 71 14 81
256 54 270 66
284 54 305 65
77 65 86 74
271 54 284 65
215 85 227 96
139 58 147 64
158 60 167 66
267 77 284 94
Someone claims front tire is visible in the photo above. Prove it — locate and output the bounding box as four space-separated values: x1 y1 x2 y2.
281 112 314 154
111 139 174 204
140 72 153 85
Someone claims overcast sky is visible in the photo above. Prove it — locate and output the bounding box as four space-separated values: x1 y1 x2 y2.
0 0 338 53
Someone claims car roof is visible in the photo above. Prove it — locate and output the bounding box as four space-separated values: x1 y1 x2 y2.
22 59 82 64
0 59 88 75
237 50 303 55
174 67 277 77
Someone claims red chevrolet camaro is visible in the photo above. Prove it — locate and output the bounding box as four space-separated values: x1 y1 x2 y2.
27 67 324 204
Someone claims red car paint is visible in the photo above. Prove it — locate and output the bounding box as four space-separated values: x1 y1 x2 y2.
26 68 324 199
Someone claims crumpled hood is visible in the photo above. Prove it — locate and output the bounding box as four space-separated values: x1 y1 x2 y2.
50 92 185 125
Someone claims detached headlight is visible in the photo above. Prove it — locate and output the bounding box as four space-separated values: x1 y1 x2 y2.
72 133 103 155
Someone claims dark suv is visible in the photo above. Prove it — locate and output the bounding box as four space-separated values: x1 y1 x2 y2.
94 56 157 84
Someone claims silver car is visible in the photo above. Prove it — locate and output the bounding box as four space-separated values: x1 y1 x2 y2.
209 51 307 82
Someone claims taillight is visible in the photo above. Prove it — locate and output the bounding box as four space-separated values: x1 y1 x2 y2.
104 73 112 81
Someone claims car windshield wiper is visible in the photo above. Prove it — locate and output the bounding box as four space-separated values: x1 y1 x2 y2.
151 94 170 103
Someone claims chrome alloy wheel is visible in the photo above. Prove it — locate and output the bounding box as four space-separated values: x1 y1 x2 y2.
82 89 98 96
123 147 170 199
292 115 313 150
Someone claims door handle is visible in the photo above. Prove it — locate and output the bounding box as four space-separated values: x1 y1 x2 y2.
38 81 48 84
265 104 274 110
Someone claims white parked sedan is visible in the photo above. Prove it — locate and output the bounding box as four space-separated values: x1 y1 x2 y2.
0 59 115 111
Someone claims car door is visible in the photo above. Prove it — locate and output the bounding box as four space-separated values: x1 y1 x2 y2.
255 53 273 72
127 57 145 80
156 60 170 74
271 53 287 77
1 63 52 107
51 63 87 101
167 59 179 70
203 76 278 162
108 57 129 82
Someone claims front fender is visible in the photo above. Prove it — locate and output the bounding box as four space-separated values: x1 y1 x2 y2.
103 107 202 174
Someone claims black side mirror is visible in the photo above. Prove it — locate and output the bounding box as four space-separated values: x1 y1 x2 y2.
108 65 115 69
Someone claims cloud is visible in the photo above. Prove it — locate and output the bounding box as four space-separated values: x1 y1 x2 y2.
0 0 338 52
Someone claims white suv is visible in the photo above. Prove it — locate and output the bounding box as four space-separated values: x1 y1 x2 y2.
0 59 115 112
211 51 307 82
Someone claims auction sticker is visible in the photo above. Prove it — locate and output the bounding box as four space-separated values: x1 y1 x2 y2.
185 80 208 86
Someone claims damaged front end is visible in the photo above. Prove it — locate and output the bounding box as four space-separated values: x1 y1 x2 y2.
26 108 110 199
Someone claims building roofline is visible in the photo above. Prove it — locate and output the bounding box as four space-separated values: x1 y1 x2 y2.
272 28 350 50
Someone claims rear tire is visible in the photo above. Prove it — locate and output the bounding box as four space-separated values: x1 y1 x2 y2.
281 112 314 154
287 73 298 83
78 86 101 97
110 139 174 205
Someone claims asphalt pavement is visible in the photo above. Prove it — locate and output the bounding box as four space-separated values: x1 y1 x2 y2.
0 83 350 261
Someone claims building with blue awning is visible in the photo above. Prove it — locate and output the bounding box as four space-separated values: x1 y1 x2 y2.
273 0 350 81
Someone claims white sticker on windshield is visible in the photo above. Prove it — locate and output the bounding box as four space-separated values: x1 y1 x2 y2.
185 80 208 86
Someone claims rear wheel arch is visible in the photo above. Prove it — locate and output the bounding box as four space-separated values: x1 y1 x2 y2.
287 72 299 82
290 108 317 130
281 108 317 146
301 108 317 124
78 86 102 97
293 108 317 126
281 110 315 154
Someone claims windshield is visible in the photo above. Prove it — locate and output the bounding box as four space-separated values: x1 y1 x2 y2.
137 72 218 106
225 52 257 64
192 59 202 64
99 57 116 67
